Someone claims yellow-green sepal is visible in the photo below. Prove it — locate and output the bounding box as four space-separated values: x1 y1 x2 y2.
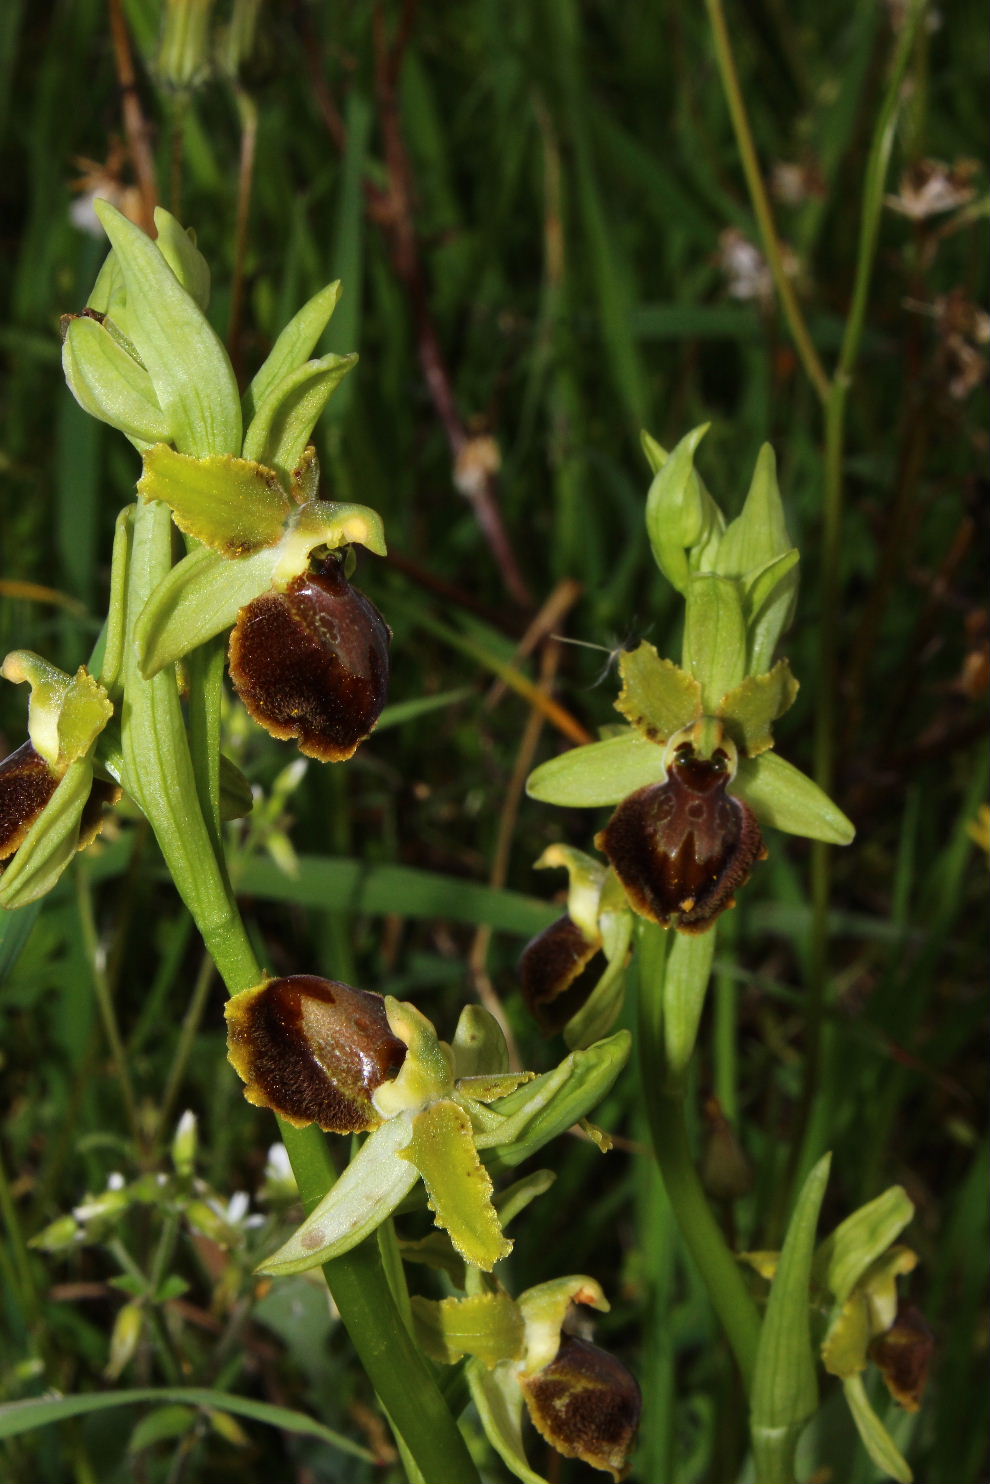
242 352 358 489
412 1291 525 1369
243 280 343 421
733 752 854 844
61 314 170 447
526 729 663 808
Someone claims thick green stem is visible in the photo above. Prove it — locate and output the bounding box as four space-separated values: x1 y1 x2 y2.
636 924 761 1389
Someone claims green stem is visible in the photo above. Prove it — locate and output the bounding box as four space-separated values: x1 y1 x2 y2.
704 0 830 406
117 499 479 1484
75 867 142 1147
636 924 760 1389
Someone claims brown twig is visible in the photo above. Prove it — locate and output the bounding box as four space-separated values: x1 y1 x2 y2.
108 0 158 232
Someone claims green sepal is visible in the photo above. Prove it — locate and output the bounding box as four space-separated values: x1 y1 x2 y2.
62 315 170 447
563 903 632 1050
517 1275 608 1375
682 574 747 711
403 1099 512 1270
644 423 724 592
138 445 292 556
1 653 113 771
152 208 210 310
412 1292 525 1369
814 1185 915 1308
93 200 241 458
242 352 358 487
481 1031 630 1171
614 643 702 744
733 752 855 845
467 1358 549 1484
717 659 799 756
532 843 606 942
750 1153 831 1484
244 280 343 422
257 1113 419 1276
842 1374 913 1483
451 1004 511 1079
0 756 94 908
526 730 663 808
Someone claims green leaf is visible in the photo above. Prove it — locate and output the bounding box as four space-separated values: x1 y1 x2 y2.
814 1186 915 1306
258 1114 419 1275
138 446 291 556
152 208 210 309
663 929 716 1081
244 280 343 422
134 544 279 679
614 643 701 742
526 731 663 808
734 752 855 845
0 1387 371 1461
62 316 170 446
682 574 748 712
842 1374 913 1483
404 1099 511 1270
412 1292 524 1368
242 353 358 485
127 1403 197 1452
467 1359 549 1484
718 660 799 756
93 200 241 458
0 757 94 909
750 1153 831 1483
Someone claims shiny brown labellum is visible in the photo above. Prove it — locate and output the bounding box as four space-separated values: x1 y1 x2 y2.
518 915 604 1034
868 1305 935 1413
521 1333 642 1481
596 744 765 933
228 555 391 762
0 741 59 865
225 974 406 1133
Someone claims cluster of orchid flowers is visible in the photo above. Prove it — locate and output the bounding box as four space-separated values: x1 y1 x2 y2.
0 203 930 1482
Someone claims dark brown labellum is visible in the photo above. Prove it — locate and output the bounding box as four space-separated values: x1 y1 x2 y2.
595 743 765 933
868 1304 935 1413
518 916 605 1034
228 555 391 762
225 974 406 1133
520 1333 642 1481
0 741 59 866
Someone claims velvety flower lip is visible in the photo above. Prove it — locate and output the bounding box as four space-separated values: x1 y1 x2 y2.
518 915 605 1033
520 1332 642 1481
596 741 765 933
228 554 391 762
225 975 407 1133
0 741 60 865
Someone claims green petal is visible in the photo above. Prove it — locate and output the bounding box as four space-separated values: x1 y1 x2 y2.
242 353 358 487
734 752 855 845
244 280 343 421
138 446 292 556
411 1292 524 1369
404 1099 511 1270
93 200 241 458
718 659 799 756
526 731 662 807
614 643 701 742
257 1114 419 1275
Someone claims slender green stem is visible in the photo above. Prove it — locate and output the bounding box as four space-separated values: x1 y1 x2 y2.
75 867 142 1147
158 952 216 1138
704 0 830 406
636 925 761 1389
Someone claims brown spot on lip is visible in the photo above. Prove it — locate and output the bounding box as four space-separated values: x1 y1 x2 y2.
228 556 390 762
225 974 406 1133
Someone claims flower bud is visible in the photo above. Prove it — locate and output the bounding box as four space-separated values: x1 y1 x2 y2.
700 1095 754 1201
228 555 390 762
520 1333 641 1480
518 915 604 1034
596 740 765 932
225 975 406 1132
0 742 59 865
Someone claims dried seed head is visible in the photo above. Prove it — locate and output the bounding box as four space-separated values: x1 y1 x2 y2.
228 555 390 762
868 1305 935 1413
518 915 604 1034
596 742 765 932
225 975 406 1133
0 741 59 864
520 1333 642 1480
